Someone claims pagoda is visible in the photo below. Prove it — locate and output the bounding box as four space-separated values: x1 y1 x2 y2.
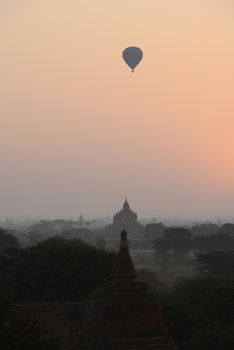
110 199 141 234
76 230 179 349
78 213 86 227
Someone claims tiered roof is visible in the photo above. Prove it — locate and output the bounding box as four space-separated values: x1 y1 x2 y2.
80 230 179 350
111 230 136 282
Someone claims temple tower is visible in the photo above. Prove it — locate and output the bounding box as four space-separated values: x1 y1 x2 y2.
78 213 85 227
77 230 179 349
111 199 141 234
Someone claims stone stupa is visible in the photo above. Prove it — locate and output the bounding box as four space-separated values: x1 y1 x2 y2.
76 230 179 350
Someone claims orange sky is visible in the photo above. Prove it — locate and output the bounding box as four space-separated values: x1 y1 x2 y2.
0 0 234 221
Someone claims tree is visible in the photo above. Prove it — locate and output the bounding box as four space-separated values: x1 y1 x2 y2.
164 227 192 240
29 221 55 235
188 324 234 350
161 276 234 348
192 233 234 252
219 223 234 237
153 237 173 268
190 223 219 237
196 251 234 278
141 223 166 239
0 228 20 251
0 237 115 302
136 268 162 291
153 227 193 266
96 238 106 250
61 228 93 240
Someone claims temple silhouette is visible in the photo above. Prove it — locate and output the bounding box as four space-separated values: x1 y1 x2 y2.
15 231 179 349
77 230 179 349
108 199 142 234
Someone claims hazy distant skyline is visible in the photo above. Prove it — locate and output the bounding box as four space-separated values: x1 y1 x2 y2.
0 1 234 220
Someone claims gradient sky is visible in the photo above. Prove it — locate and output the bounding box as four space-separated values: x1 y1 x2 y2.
0 0 234 221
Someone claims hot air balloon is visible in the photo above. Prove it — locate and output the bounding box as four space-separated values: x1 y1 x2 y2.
122 46 143 72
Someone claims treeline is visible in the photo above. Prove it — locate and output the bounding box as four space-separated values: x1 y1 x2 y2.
153 226 234 266
161 275 234 350
0 235 115 303
0 229 115 350
142 222 234 239
5 219 234 251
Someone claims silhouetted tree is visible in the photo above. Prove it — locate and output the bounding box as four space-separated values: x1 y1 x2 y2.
29 221 56 236
188 324 234 350
0 228 20 251
219 223 234 237
196 251 234 278
192 233 234 252
136 268 162 291
162 277 234 349
153 227 192 266
0 237 115 302
61 228 93 240
190 223 219 237
141 223 166 239
164 227 192 240
96 238 106 250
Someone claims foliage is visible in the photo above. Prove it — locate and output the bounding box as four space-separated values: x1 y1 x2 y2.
153 227 193 265
136 268 162 291
161 276 234 349
219 223 234 236
190 223 219 237
0 228 21 251
188 324 234 350
153 225 234 268
0 237 115 302
193 233 234 252
0 298 58 350
196 251 234 278
141 223 166 239
61 228 93 240
96 238 106 250
163 227 192 240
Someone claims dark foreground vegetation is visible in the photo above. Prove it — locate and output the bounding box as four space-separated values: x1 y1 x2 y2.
0 227 234 349
0 297 58 350
162 276 234 349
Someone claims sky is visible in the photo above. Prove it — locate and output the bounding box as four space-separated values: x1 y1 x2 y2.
0 0 234 221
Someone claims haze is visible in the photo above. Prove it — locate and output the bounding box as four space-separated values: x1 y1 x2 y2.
0 0 234 221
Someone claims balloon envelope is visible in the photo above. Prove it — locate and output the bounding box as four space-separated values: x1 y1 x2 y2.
122 46 143 72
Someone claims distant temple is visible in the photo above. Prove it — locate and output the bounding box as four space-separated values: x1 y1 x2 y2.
109 199 142 234
78 213 86 227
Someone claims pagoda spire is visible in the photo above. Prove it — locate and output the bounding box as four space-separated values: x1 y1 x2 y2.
111 230 136 282
123 198 130 210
